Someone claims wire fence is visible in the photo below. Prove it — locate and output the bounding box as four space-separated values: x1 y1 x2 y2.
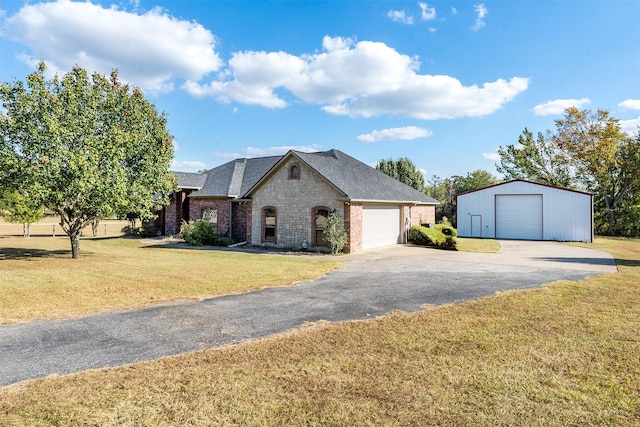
0 218 130 238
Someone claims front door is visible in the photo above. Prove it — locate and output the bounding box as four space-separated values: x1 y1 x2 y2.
471 215 482 238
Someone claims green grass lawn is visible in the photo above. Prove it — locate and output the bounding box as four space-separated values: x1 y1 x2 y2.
456 237 501 253
0 236 342 324
0 237 638 425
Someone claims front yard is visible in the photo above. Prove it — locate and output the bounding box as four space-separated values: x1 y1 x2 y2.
0 237 638 425
0 236 342 324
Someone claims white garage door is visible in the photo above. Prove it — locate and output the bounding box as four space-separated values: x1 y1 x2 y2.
496 194 543 240
362 205 401 250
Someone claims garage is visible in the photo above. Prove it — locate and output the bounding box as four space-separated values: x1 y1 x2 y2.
495 194 543 240
456 179 593 242
361 205 401 249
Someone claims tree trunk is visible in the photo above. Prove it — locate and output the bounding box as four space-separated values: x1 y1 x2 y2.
69 233 81 259
606 209 616 236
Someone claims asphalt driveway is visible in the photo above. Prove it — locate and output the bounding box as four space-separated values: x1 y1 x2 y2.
0 240 616 387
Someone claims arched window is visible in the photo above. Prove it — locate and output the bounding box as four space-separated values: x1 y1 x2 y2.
288 164 300 180
313 207 330 247
262 207 277 243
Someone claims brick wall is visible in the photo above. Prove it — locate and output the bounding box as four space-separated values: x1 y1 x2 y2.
231 202 250 242
250 158 344 251
344 202 362 253
407 205 436 226
163 203 178 235
188 198 232 236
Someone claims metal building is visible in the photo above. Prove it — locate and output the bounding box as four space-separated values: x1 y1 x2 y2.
456 179 593 242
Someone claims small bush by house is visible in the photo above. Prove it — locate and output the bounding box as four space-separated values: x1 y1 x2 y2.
408 225 457 250
435 222 458 237
180 220 234 246
121 223 160 238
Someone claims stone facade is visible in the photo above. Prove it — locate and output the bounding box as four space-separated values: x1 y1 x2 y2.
250 158 344 250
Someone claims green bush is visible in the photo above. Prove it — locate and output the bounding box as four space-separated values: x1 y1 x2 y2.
435 223 458 237
180 220 233 246
408 225 457 250
121 223 160 238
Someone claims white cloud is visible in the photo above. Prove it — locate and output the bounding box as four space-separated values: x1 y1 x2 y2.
620 117 640 135
187 36 529 119
451 7 458 15
472 4 488 31
482 152 500 161
3 0 221 93
171 160 207 172
212 145 322 159
357 126 432 142
388 10 414 24
533 98 591 116
418 3 436 21
619 99 640 110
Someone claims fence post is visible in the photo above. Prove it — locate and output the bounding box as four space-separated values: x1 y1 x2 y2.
52 225 55 237
104 223 107 237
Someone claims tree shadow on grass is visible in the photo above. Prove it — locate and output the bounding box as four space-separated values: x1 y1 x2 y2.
0 247 71 260
614 258 640 268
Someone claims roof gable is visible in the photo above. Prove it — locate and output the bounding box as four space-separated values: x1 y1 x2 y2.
190 156 282 198
176 149 439 204
245 149 439 204
456 179 592 197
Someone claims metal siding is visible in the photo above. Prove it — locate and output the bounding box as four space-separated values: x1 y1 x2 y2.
361 205 401 249
496 194 543 240
458 181 593 242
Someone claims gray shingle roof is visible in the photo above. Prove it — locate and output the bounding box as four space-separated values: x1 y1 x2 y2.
180 149 438 204
292 150 438 203
190 156 281 197
174 171 207 189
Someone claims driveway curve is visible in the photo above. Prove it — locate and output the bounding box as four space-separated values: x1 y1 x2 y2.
0 241 616 387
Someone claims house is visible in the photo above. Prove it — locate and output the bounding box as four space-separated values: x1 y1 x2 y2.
456 179 593 242
157 149 439 253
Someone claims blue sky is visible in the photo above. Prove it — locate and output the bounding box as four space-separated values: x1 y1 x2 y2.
1 0 639 180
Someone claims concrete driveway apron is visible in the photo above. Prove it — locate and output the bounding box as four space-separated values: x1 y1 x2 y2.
0 241 616 387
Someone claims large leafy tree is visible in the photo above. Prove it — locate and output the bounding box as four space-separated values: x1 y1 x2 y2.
0 62 175 258
376 157 426 192
553 108 640 234
497 128 573 187
496 107 640 235
426 170 498 224
453 169 499 195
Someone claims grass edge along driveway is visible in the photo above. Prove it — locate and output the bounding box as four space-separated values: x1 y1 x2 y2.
0 237 343 325
0 237 638 425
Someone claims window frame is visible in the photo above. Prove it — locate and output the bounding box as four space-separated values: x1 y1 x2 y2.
312 206 331 247
262 206 277 244
288 164 300 180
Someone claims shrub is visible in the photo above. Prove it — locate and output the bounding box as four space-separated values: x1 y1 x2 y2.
435 222 458 237
180 220 233 246
121 223 160 238
322 211 348 254
408 225 457 250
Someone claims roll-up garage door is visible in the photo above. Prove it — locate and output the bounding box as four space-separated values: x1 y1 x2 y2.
361 205 401 249
496 194 543 240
